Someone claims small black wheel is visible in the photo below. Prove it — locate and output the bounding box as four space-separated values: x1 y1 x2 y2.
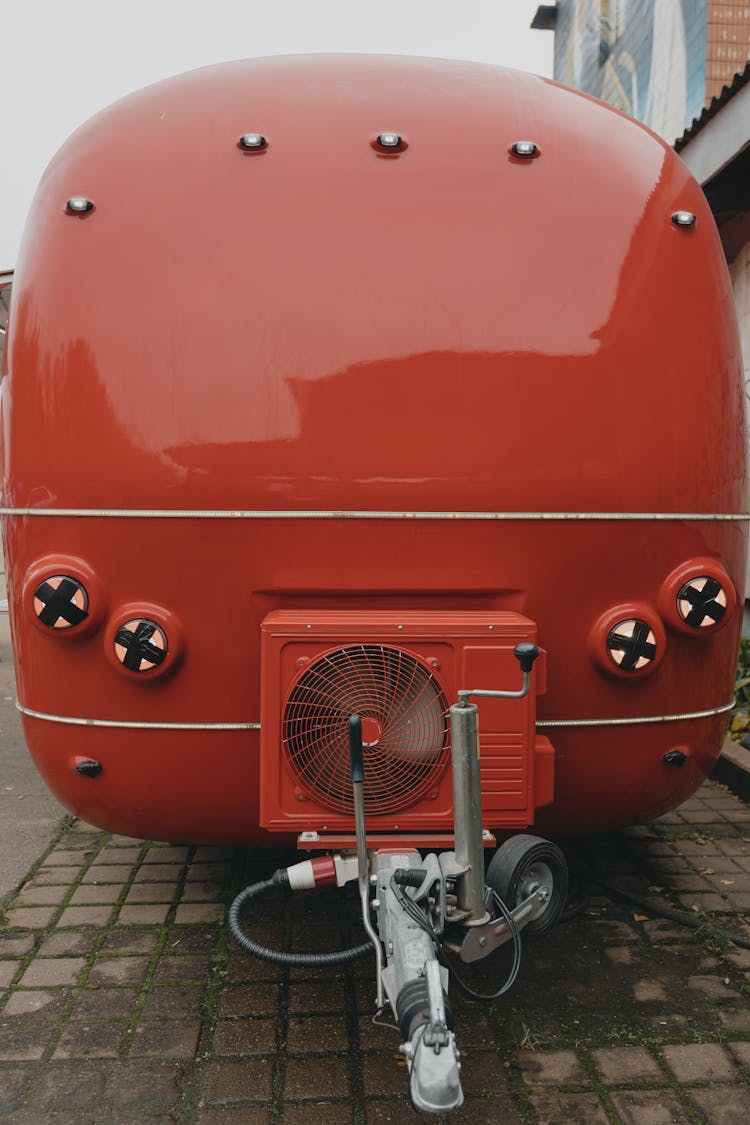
485 834 568 940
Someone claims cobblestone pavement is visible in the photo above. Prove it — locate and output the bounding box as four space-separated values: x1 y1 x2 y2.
1 781 750 1123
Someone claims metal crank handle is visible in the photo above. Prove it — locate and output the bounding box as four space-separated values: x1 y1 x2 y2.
457 642 539 706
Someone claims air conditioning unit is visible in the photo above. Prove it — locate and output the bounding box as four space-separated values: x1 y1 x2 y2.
259 610 553 838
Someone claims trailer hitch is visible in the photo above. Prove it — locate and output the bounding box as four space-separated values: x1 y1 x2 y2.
229 643 568 1114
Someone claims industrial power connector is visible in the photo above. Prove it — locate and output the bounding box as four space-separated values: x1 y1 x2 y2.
282 852 360 891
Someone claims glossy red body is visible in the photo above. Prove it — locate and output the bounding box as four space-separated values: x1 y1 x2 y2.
1 55 746 844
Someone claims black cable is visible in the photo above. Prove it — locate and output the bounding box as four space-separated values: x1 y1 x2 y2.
438 889 522 1002
579 866 750 951
228 870 375 966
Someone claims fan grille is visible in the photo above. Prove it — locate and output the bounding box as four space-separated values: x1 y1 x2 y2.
283 644 450 815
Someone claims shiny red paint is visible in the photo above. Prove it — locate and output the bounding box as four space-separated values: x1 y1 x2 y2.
1 55 746 844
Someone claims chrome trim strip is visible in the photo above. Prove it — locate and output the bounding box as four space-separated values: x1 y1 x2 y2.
537 701 734 728
0 507 747 522
16 703 260 731
18 700 732 732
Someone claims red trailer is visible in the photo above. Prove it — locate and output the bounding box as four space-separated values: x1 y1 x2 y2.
1 53 745 843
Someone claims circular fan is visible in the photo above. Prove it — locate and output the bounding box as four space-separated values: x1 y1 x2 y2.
283 644 450 815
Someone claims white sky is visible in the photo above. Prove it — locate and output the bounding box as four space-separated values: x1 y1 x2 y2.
1 1 553 268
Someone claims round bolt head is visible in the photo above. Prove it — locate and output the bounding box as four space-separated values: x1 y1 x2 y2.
511 140 539 158
239 133 267 150
672 210 696 228
65 197 94 214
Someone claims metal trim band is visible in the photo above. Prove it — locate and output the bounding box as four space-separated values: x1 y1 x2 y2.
537 701 734 728
16 703 260 731
0 507 748 521
17 700 732 731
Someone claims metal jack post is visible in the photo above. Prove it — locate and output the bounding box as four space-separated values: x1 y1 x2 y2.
450 643 539 922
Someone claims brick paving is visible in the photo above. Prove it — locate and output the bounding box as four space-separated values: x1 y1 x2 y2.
0 781 750 1122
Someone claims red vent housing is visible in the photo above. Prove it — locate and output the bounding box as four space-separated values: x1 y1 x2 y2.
260 611 553 837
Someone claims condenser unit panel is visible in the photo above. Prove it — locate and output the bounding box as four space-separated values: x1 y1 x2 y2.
259 610 545 835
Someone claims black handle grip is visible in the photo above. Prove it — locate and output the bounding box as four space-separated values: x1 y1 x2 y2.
348 715 364 784
514 643 540 674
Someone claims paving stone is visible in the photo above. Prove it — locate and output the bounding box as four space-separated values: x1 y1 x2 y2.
40 851 89 867
286 1014 350 1053
14 884 68 907
529 1092 611 1124
4 906 57 928
133 865 182 883
53 1020 126 1059
285 1053 351 1098
363 1103 415 1124
0 934 35 958
516 1048 588 1086
69 883 122 905
460 1048 510 1093
57 905 113 927
174 903 225 924
153 954 212 982
199 1108 272 1124
729 1042 750 1068
689 1084 750 1121
143 847 190 864
94 847 142 865
117 903 170 925
82 864 134 883
440 1094 523 1124
214 1016 277 1055
288 980 347 1014
186 863 230 883
219 984 281 1018
131 1018 201 1056
590 1046 664 1084
661 1043 736 1083
141 983 205 1018
0 962 18 988
0 1066 30 1112
363 1051 412 1097
283 1106 352 1125
0 1020 55 1059
72 987 140 1019
110 1060 185 1112
605 946 635 965
19 956 86 987
87 955 151 985
3 989 66 1017
30 1061 110 1113
182 881 225 903
99 929 159 955
167 925 224 953
717 1008 750 1032
634 979 667 1002
223 953 281 983
608 1087 691 1122
125 881 177 904
36 929 99 957
204 1058 273 1102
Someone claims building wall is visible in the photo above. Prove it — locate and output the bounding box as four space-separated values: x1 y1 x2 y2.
553 0 708 141
730 239 750 418
707 1 750 101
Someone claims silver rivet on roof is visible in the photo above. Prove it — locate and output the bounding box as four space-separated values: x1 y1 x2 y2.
65 197 94 215
511 141 539 158
377 132 402 148
672 210 696 228
238 133 267 151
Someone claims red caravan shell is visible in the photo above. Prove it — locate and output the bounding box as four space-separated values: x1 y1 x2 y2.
0 55 746 844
